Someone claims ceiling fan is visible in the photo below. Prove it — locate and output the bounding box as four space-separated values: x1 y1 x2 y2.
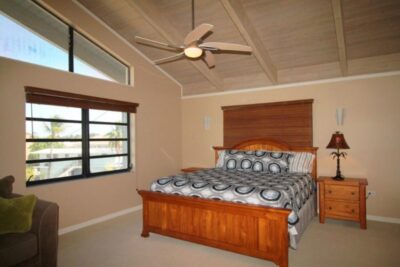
134 0 252 68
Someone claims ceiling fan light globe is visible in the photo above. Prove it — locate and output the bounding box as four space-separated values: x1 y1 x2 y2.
184 46 203 58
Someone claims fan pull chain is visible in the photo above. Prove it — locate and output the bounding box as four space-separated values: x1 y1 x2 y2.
192 0 195 30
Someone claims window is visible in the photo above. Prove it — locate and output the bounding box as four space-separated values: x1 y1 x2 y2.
74 31 129 85
88 109 129 174
0 0 129 84
25 87 138 186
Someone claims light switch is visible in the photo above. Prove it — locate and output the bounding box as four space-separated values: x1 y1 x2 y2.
204 116 211 130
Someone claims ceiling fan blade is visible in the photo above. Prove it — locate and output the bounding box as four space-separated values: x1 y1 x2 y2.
203 50 215 68
184 23 214 46
154 52 185 64
135 36 182 51
200 42 252 53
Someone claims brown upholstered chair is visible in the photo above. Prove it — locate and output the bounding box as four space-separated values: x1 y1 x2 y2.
0 176 59 267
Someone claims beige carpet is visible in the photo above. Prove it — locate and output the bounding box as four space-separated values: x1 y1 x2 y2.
59 211 400 267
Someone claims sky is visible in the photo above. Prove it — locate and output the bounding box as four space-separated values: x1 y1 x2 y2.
0 13 112 81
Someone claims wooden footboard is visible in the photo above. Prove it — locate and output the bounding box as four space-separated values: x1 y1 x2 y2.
138 190 291 267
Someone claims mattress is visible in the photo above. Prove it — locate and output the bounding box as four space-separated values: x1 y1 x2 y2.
150 168 315 230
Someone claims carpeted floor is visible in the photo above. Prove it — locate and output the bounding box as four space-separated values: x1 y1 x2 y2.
59 211 400 267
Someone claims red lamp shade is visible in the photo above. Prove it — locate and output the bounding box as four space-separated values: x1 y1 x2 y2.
326 131 350 149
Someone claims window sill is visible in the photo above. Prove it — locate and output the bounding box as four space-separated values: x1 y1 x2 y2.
26 168 132 187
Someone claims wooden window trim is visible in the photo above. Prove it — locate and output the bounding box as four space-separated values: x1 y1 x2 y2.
25 86 138 113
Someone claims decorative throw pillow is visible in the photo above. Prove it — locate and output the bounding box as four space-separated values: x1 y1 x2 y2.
222 150 254 171
0 175 15 198
288 152 314 173
222 150 292 173
0 195 37 235
255 151 292 173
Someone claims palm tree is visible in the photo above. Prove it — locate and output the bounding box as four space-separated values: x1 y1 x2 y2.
106 125 123 155
44 116 65 139
43 116 65 178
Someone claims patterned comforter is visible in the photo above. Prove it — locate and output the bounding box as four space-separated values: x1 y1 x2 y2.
150 168 314 227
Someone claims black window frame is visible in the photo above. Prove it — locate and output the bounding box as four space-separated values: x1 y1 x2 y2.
26 105 132 186
45 0 131 85
1 0 130 85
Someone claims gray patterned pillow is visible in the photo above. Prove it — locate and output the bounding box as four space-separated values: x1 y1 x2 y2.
222 150 292 173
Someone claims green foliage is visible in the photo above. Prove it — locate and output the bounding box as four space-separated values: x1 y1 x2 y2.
43 116 65 138
106 125 123 154
25 167 35 181
29 142 49 152
28 115 66 154
26 116 68 180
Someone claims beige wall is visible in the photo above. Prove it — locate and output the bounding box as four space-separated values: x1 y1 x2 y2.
182 74 400 219
0 0 181 228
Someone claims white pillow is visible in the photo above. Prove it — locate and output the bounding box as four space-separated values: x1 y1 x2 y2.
216 150 226 168
288 152 314 173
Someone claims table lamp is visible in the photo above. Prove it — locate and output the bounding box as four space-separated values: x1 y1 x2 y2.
326 131 350 180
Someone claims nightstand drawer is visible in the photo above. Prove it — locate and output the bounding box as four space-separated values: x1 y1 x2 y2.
325 200 359 220
325 184 359 201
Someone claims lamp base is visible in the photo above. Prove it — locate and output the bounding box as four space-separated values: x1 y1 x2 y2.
333 155 345 181
332 175 344 181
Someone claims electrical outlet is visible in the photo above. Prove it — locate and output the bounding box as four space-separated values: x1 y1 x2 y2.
367 191 376 197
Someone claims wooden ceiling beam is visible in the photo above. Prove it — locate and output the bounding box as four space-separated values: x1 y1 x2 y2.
220 0 277 84
331 0 348 76
125 0 223 90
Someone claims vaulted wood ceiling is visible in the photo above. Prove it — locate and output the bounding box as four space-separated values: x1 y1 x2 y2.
78 0 400 96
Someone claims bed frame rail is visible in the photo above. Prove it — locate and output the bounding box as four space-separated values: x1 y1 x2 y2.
139 190 290 267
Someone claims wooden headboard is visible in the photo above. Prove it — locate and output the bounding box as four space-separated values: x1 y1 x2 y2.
213 138 318 181
222 99 313 147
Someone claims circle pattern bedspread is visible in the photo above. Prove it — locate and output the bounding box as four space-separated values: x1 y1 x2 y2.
151 168 315 227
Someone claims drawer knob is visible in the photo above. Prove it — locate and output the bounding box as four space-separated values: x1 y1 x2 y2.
328 190 332 194
351 192 355 195
352 209 355 213
328 206 332 210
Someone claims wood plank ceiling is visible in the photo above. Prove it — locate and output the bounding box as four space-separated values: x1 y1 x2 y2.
77 0 400 96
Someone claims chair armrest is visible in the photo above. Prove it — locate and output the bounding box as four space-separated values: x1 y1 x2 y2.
30 199 59 267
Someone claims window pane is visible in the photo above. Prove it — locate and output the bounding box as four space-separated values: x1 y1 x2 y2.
25 103 81 120
26 142 82 161
89 124 128 139
26 160 82 182
26 121 82 139
74 31 128 84
90 141 128 156
0 1 68 71
90 156 128 173
89 109 127 123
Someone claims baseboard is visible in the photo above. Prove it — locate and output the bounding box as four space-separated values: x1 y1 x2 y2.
367 215 400 224
317 210 400 224
59 205 142 235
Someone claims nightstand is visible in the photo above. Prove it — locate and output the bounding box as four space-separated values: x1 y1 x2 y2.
318 177 368 229
181 167 206 173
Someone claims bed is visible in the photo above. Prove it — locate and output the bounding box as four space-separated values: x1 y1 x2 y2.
138 138 318 267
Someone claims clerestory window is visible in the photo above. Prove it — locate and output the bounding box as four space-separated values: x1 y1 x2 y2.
0 0 130 84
